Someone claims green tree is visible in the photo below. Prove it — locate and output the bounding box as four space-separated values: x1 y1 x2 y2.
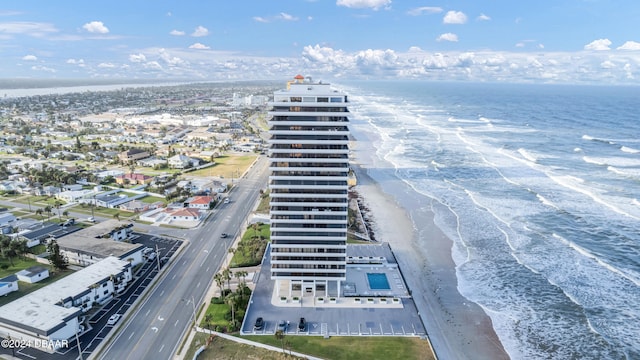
47 240 68 271
213 273 224 297
35 208 44 222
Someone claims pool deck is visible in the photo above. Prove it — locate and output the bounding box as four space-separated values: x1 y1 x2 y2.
243 242 426 337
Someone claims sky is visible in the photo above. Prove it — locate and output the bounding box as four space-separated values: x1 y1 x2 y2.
1 0 640 84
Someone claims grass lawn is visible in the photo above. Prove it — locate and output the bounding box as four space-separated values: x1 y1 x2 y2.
255 190 269 214
0 257 43 278
242 335 435 360
69 204 135 219
11 195 66 207
139 195 166 204
0 267 75 307
200 302 231 330
229 224 270 268
187 154 257 179
187 334 297 360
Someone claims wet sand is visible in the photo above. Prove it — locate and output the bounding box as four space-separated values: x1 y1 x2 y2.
352 162 509 360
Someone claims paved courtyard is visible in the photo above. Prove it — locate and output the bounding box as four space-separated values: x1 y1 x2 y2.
241 243 426 338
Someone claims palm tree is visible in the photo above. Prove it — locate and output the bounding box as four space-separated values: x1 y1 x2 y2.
225 292 238 330
252 222 259 239
35 208 44 222
62 210 69 218
222 267 232 293
204 313 213 330
54 201 62 221
44 205 52 221
113 212 120 221
213 273 224 297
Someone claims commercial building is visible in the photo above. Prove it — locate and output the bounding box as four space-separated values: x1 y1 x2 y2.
268 75 350 298
0 257 132 353
55 220 144 267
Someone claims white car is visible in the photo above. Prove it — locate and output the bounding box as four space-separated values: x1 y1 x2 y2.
107 314 121 325
224 198 230 204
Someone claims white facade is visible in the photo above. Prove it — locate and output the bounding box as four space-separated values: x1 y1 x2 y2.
0 257 132 353
268 76 350 298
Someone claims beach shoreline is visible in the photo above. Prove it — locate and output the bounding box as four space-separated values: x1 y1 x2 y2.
351 161 509 360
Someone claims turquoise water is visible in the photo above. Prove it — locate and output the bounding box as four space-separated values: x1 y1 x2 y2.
367 273 391 290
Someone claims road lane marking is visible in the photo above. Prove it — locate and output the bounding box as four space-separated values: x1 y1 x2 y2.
128 331 135 340
174 319 179 327
159 344 165 353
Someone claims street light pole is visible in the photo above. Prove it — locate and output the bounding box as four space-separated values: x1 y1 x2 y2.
182 296 197 329
155 244 165 272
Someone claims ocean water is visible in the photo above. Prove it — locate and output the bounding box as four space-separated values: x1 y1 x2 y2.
342 81 640 360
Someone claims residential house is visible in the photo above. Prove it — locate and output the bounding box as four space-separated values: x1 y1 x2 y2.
16 266 50 283
115 173 153 185
0 213 17 228
165 208 202 222
184 196 214 210
118 148 150 162
118 200 164 213
56 189 94 203
0 275 19 297
168 154 200 169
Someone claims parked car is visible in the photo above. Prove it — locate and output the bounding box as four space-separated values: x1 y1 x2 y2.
298 317 306 331
253 317 264 330
223 198 230 204
277 320 287 332
87 217 95 223
107 314 121 325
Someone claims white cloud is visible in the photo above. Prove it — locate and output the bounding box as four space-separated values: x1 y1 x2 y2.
170 29 185 36
515 42 525 48
66 58 85 67
253 16 269 23
336 0 391 10
98 62 115 68
407 7 442 16
0 21 58 37
82 21 109 34
584 38 611 51
443 11 467 24
143 61 162 70
278 13 298 21
617 41 640 50
22 54 37 61
191 26 209 37
477 13 491 21
129 53 147 63
437 33 458 42
31 65 55 73
189 43 210 49
159 49 186 66
600 60 615 69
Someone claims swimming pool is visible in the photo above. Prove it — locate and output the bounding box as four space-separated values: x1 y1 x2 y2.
367 273 391 290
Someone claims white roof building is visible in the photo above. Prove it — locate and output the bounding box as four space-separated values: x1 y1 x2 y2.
0 257 132 353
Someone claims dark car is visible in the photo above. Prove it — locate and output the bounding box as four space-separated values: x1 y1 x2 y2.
277 320 287 332
221 233 228 238
298 317 306 331
254 317 264 330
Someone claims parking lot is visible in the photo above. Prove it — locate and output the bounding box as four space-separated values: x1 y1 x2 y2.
3 234 182 360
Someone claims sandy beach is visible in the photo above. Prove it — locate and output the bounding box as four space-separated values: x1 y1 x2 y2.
351 161 509 360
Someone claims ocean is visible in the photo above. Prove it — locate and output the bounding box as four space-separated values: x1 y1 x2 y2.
341 81 640 360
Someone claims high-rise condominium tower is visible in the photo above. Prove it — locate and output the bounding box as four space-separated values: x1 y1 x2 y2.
268 75 350 299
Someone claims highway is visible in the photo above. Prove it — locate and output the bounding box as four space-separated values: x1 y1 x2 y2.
97 155 269 360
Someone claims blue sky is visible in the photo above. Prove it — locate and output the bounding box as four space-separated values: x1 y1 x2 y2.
2 0 640 84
